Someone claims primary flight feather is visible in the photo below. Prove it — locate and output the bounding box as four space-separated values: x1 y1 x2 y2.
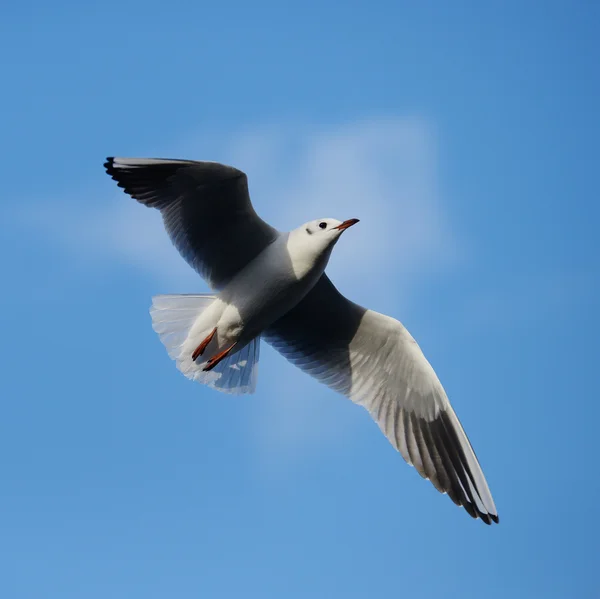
104 156 499 525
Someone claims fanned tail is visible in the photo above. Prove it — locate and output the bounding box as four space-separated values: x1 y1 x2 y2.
150 294 260 395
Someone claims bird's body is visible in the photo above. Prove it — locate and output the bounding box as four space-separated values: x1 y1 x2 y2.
176 223 346 369
104 156 500 525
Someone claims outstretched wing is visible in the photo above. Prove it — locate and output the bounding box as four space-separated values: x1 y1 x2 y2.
104 157 279 289
264 275 499 524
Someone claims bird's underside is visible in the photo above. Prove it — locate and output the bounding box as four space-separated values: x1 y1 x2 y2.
104 156 499 525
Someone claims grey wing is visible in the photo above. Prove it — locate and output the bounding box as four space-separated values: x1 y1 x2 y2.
104 157 279 289
264 276 499 524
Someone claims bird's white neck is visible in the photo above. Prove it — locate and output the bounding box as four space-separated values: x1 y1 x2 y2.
285 228 335 281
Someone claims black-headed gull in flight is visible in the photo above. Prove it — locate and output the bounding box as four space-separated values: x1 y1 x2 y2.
104 157 499 525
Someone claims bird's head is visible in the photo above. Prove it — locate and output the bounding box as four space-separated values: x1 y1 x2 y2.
286 218 360 276
301 217 360 246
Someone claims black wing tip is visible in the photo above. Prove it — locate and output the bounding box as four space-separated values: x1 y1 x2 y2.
103 157 153 200
470 508 499 525
103 157 133 193
104 156 118 179
479 512 493 525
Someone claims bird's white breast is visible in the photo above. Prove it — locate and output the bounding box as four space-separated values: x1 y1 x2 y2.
216 232 330 343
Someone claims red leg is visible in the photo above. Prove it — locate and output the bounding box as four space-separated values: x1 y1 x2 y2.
192 327 217 361
202 343 237 372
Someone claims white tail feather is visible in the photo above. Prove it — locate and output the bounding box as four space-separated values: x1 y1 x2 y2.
150 294 260 395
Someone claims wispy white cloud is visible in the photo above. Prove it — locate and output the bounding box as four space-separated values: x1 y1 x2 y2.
221 118 459 465
19 117 458 465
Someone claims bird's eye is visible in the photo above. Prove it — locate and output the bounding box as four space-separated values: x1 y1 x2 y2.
319 222 327 229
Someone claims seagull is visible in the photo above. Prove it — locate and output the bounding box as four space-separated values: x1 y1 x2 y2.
104 157 499 525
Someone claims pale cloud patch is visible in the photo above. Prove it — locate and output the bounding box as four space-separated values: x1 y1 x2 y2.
219 119 459 465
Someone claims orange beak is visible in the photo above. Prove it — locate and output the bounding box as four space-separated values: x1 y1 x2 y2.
334 218 360 231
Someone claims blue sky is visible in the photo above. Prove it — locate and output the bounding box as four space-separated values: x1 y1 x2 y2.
1 1 598 597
